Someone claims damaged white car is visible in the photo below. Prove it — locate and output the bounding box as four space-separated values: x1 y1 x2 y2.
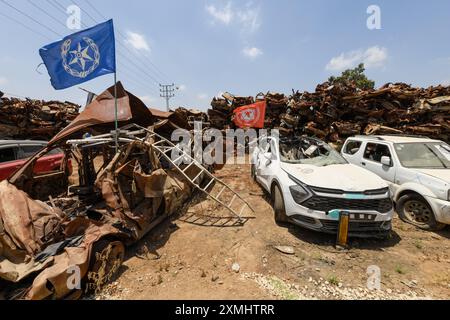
342 135 450 231
251 136 394 238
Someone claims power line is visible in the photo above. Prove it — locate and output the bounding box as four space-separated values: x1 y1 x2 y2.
26 0 67 29
0 10 52 41
45 0 67 16
0 0 63 38
83 0 169 81
70 0 98 25
117 51 160 85
117 66 160 96
39 0 158 92
1 0 160 100
56 0 165 87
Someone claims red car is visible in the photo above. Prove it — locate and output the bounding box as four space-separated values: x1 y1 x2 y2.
0 140 70 181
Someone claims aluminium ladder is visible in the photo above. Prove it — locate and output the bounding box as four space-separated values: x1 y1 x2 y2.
129 124 255 222
69 124 255 222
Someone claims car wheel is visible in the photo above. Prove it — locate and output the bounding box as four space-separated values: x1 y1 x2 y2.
397 194 446 231
272 184 289 224
251 164 257 181
87 240 125 293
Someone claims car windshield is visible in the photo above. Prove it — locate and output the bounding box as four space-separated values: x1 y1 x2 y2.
394 142 450 169
279 137 347 167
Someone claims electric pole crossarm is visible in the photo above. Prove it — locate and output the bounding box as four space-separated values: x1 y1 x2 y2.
159 83 176 112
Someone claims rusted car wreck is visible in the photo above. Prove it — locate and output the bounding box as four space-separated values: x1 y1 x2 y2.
0 83 224 300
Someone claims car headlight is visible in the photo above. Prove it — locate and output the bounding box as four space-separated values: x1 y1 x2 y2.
288 174 312 204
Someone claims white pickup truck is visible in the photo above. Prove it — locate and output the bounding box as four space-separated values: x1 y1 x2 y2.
341 135 450 231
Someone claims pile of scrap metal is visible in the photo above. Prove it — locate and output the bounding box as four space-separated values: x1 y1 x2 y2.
208 82 450 143
0 95 80 140
0 83 210 300
209 92 255 129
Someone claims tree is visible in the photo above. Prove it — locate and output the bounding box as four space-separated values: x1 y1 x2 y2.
328 63 375 90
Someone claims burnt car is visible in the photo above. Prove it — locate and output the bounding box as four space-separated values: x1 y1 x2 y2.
0 84 199 300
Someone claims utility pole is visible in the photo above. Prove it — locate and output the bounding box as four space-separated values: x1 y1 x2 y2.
160 83 176 112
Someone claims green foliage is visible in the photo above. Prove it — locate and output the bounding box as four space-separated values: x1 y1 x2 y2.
328 63 375 90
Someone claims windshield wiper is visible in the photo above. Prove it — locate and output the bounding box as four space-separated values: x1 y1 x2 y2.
425 145 448 169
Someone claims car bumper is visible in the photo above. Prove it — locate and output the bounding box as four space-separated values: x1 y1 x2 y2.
285 197 393 238
425 196 450 225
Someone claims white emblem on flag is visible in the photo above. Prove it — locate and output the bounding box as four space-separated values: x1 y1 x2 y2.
61 37 100 78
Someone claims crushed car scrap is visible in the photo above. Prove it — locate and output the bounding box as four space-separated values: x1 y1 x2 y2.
209 82 450 144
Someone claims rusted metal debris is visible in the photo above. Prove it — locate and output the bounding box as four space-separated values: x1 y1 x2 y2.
0 84 247 300
208 83 450 143
0 95 79 141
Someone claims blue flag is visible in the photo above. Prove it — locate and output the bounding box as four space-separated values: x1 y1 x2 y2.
39 20 116 90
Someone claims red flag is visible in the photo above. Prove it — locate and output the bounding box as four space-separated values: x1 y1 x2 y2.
233 101 266 129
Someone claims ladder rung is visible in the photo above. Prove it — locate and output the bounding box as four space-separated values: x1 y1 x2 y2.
239 204 247 216
216 186 226 199
203 179 214 191
183 162 194 173
173 155 184 163
152 140 164 146
192 170 204 183
228 195 237 207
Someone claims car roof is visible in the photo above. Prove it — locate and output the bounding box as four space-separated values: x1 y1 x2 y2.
349 135 443 144
0 140 48 146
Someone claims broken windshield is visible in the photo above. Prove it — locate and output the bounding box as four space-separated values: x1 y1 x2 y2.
279 138 347 167
394 142 450 169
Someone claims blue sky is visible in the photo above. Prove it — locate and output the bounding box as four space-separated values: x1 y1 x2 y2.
1 0 450 111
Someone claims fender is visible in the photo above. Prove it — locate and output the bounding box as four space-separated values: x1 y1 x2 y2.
394 182 438 202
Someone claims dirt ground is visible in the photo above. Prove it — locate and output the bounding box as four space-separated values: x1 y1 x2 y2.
94 160 450 300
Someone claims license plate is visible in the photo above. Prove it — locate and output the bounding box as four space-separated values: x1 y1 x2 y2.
349 213 377 221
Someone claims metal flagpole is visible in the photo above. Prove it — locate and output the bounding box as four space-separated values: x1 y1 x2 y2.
114 72 118 153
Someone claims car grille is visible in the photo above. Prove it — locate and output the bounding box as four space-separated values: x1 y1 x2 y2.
302 196 393 213
320 220 385 232
310 187 389 196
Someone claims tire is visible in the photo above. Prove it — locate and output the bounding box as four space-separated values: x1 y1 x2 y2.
272 184 289 224
397 194 446 231
86 240 125 293
251 164 257 181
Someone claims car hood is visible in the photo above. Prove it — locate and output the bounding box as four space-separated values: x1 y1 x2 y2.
415 169 450 184
280 163 387 191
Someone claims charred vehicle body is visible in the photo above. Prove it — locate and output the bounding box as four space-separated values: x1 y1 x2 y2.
0 83 250 300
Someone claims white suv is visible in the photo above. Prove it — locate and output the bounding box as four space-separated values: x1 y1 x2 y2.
252 136 394 238
342 135 450 231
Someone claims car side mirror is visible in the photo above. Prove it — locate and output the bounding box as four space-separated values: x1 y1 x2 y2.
381 156 392 167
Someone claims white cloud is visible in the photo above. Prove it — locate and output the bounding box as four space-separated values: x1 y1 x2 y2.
198 93 209 100
125 31 151 52
178 84 187 92
206 2 233 25
0 77 7 86
206 2 261 33
242 47 263 59
237 4 261 33
326 46 388 71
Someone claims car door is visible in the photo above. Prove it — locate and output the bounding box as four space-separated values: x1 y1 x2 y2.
17 144 47 173
0 144 21 181
361 142 396 183
342 139 364 165
20 144 64 174
256 138 276 191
